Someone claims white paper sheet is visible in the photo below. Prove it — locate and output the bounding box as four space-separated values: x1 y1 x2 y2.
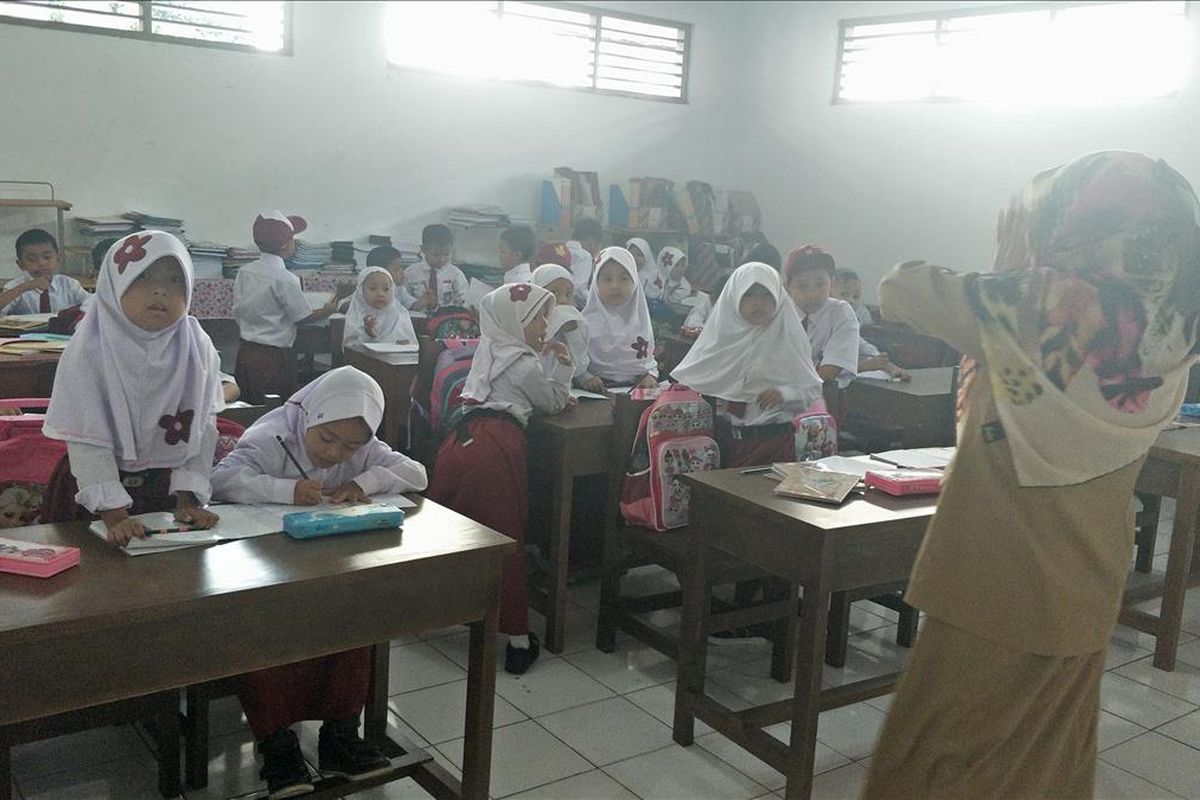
569 388 609 400
869 447 955 470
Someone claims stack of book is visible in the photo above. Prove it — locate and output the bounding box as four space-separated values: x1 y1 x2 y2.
223 247 259 278
287 241 333 270
187 241 228 279
74 216 136 237
123 211 186 243
330 241 356 265
447 204 510 227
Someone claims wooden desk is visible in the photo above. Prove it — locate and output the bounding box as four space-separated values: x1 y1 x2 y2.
1124 427 1200 670
843 366 956 450
0 352 59 399
0 498 514 799
673 470 937 800
526 399 615 653
346 348 418 450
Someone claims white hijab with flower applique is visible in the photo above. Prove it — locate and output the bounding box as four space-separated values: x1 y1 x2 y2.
583 246 657 383
45 230 223 470
462 282 555 404
343 266 417 350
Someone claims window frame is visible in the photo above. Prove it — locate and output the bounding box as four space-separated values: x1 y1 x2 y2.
385 0 692 104
832 0 1190 105
0 0 293 56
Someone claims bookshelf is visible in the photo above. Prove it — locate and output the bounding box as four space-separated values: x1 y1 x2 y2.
0 181 72 276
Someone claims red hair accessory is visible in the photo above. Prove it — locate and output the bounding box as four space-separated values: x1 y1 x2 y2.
113 234 152 274
509 284 533 302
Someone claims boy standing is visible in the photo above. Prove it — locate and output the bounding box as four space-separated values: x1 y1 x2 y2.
0 229 89 314
404 224 469 310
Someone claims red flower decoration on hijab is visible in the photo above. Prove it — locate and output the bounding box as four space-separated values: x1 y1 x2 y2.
632 336 650 359
158 409 194 446
660 252 675 268
113 234 152 274
509 284 533 302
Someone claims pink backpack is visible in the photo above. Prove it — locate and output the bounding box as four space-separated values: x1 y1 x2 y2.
619 385 720 531
794 397 838 461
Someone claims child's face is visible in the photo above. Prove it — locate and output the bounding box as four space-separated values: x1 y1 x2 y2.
363 273 393 310
523 302 550 349
738 283 777 326
17 242 59 279
280 239 297 259
670 257 688 281
423 243 451 270
121 257 188 332
597 261 635 308
498 240 521 270
787 270 832 315
386 258 406 287
546 278 573 307
304 417 372 468
836 277 862 307
630 246 646 269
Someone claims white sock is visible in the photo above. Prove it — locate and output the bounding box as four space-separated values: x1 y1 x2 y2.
509 634 530 650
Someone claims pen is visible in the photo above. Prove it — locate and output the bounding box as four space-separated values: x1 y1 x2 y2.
145 527 192 535
276 435 311 480
739 466 774 474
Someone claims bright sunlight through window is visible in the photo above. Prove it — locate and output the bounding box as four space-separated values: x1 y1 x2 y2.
837 1 1190 104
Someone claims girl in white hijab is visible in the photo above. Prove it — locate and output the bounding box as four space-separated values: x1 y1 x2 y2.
211 365 427 504
654 246 695 304
532 263 601 391
342 267 418 352
583 246 659 388
672 262 823 465
44 230 224 545
626 237 658 298
429 283 573 675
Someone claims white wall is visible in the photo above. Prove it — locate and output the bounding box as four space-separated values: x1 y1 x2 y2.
740 0 1200 300
0 0 749 278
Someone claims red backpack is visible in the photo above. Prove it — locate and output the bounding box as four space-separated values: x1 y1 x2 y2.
0 399 67 529
619 384 720 531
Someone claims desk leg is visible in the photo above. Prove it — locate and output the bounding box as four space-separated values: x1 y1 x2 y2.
365 644 390 742
545 466 574 654
673 527 710 747
1155 466 1200 671
0 740 11 800
784 577 829 800
154 702 182 798
461 582 500 800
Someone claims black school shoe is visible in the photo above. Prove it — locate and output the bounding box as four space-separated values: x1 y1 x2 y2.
258 728 314 799
504 631 541 675
318 717 393 781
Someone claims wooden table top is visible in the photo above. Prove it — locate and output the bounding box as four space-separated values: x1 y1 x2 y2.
685 469 939 533
1150 426 1200 467
0 351 60 367
529 398 614 432
848 366 956 397
1 497 514 642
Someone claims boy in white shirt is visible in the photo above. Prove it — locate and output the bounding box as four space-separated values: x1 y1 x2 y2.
498 225 535 284
783 246 859 389
233 210 340 403
565 218 604 308
0 229 90 315
404 224 469 310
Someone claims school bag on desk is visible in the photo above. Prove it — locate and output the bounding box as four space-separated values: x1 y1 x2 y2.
0 399 67 528
619 384 720 531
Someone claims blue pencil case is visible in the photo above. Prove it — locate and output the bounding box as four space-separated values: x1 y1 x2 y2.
283 504 404 539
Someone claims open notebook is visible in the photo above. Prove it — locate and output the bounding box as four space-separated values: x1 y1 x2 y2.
89 493 417 555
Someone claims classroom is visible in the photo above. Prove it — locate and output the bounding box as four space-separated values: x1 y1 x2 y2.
2 1 1200 799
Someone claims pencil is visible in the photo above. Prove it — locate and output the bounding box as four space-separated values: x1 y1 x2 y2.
276 435 311 480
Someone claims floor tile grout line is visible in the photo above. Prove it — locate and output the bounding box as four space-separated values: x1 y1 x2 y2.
1096 743 1188 799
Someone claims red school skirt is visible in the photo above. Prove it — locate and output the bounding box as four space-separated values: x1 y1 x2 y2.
428 411 530 636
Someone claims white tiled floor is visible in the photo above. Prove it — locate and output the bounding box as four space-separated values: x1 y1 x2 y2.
16 516 1200 800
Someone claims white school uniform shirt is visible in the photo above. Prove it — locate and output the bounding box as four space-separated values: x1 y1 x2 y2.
211 366 428 504
800 297 860 389
233 253 312 348
683 292 713 330
503 262 532 284
565 240 593 308
1 273 90 314
853 302 874 326
404 260 470 308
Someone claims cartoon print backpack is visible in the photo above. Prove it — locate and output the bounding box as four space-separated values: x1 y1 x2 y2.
421 339 480 436
0 399 66 528
619 384 720 531
425 306 481 340
794 397 838 461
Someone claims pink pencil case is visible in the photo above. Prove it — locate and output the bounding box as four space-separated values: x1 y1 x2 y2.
864 470 943 497
0 536 80 578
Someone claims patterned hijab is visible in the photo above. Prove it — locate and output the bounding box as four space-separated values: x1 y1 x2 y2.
967 150 1200 486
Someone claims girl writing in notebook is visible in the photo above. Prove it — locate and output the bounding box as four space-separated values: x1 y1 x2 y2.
43 230 224 545
211 365 426 505
428 283 574 675
582 246 659 389
672 262 823 466
341 266 417 353
209 365 426 798
863 152 1200 799
531 263 600 391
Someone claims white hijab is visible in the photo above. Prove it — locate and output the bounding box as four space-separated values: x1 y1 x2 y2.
672 262 822 408
583 246 657 383
626 237 657 289
45 230 223 470
462 283 555 403
280 365 384 440
343 267 417 349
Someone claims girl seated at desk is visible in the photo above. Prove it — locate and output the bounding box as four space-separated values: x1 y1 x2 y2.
582 246 659 389
210 365 426 798
43 230 224 545
429 283 574 675
342 266 417 353
532 263 600 391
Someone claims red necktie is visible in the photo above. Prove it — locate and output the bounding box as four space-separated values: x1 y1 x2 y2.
802 315 810 333
428 269 438 305
39 290 50 313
